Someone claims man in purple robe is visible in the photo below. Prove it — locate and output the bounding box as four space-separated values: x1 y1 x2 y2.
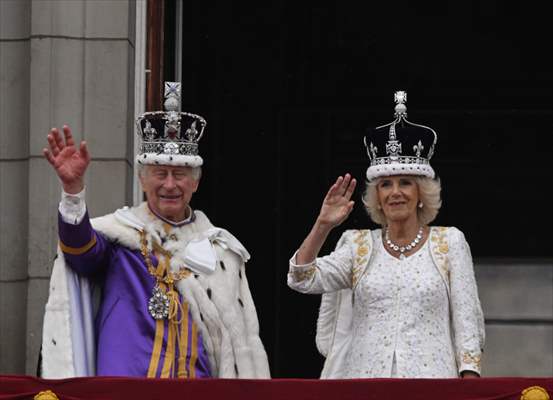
40 82 270 379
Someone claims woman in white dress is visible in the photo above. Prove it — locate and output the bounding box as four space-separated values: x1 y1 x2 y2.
287 92 485 379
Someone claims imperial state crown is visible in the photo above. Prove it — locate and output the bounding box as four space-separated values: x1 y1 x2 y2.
136 82 206 167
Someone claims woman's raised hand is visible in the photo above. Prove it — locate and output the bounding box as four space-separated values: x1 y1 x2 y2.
317 174 357 229
43 125 91 194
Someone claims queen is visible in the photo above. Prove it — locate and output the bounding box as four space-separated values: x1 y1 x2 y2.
287 91 485 379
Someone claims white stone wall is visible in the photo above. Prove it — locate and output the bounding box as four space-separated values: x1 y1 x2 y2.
1 0 32 375
0 0 137 374
476 260 553 377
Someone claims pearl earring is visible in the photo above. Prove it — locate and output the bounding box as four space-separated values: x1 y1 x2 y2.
418 201 423 208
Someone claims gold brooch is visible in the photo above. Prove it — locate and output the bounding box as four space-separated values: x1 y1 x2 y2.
521 386 550 400
139 231 191 320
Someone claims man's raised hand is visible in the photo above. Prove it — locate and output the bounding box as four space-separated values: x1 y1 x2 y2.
43 125 90 194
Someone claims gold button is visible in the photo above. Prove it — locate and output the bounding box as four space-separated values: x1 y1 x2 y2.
521 386 550 400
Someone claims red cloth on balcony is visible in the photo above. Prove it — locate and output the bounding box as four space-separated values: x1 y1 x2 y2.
0 375 552 400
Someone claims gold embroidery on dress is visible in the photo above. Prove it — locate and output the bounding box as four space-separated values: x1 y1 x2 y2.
431 227 449 278
461 351 482 368
293 266 316 282
352 230 370 286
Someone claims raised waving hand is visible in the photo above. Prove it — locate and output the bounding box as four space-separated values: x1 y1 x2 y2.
43 125 91 194
317 174 357 229
295 174 357 265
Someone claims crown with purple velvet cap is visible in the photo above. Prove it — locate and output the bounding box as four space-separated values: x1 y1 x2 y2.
135 82 206 167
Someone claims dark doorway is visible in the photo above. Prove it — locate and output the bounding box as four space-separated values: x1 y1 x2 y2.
163 0 553 377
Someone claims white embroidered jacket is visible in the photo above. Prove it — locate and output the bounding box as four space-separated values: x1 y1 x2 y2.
42 203 270 378
288 227 485 378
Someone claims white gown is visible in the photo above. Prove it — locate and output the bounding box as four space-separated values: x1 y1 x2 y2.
288 227 485 378
342 232 457 378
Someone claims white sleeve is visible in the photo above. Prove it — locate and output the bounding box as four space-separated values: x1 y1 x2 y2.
448 227 485 375
287 231 353 294
58 187 87 225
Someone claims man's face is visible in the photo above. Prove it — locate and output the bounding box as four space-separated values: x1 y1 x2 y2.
140 165 199 222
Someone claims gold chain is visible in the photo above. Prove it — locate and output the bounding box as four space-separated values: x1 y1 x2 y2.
139 231 191 284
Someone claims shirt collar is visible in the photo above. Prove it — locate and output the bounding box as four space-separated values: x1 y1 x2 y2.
147 204 196 227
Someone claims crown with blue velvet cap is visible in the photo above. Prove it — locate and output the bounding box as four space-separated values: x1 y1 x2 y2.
364 91 437 181
136 82 206 167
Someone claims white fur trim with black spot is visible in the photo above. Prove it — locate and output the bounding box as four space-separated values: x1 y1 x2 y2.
41 202 270 378
366 163 435 181
136 153 203 167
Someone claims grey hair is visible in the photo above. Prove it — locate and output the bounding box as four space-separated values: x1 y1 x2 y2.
137 164 202 180
362 176 442 226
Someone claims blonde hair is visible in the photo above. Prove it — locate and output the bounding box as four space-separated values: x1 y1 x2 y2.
362 176 442 226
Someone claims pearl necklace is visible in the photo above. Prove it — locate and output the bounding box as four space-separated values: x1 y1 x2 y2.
385 226 424 258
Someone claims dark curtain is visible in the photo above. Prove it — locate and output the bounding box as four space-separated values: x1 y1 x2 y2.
167 0 553 378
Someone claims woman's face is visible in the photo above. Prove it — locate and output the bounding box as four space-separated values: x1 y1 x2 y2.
376 175 420 224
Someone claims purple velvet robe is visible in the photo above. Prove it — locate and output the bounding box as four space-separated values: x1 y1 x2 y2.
58 211 211 378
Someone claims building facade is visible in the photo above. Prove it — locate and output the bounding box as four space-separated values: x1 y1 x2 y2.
1 0 551 377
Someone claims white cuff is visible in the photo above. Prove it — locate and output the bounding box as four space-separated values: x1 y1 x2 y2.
289 250 317 282
458 351 482 376
59 187 87 225
289 250 317 268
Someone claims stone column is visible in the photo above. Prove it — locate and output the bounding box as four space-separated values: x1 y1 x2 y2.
0 0 31 375
0 0 137 375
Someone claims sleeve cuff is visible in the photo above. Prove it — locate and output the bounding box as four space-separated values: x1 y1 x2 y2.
58 209 96 250
458 352 482 376
59 234 97 255
289 250 316 267
289 250 317 282
59 187 87 225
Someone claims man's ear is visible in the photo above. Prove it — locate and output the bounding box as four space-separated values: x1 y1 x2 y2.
138 170 147 192
192 177 200 193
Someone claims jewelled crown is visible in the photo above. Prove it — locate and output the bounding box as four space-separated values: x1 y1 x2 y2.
364 91 437 181
136 82 206 167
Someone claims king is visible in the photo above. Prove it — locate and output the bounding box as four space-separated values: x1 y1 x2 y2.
40 82 270 379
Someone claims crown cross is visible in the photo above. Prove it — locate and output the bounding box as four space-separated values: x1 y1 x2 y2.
386 140 402 159
164 82 181 111
394 91 408 118
164 112 181 140
394 91 407 104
